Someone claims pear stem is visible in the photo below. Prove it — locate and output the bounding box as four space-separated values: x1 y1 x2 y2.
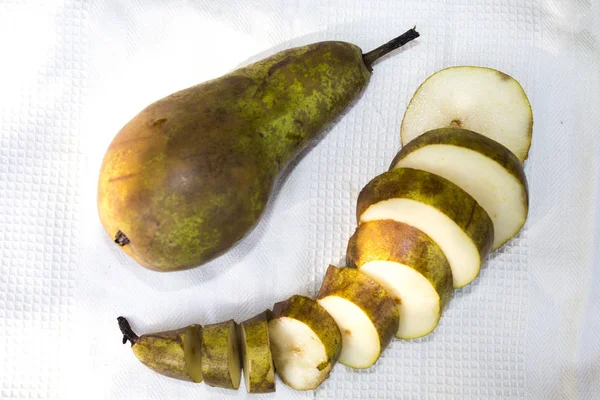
118 316 139 346
362 27 420 71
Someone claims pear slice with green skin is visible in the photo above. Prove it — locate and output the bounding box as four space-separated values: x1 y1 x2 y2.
239 311 275 393
117 317 203 382
390 128 529 250
357 168 494 288
400 66 533 162
316 265 399 368
268 295 342 391
201 319 242 390
346 220 453 339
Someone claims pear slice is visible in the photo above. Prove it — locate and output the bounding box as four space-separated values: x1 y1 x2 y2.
117 316 203 382
268 295 341 391
391 128 529 249
316 265 399 368
239 311 275 393
346 220 453 339
400 66 533 161
357 168 494 288
201 319 242 390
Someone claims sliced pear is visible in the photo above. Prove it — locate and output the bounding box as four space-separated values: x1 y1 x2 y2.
316 265 399 368
183 324 203 383
346 220 453 339
239 311 275 393
391 128 529 249
400 66 533 161
117 316 203 382
201 319 242 390
357 168 494 288
268 295 341 391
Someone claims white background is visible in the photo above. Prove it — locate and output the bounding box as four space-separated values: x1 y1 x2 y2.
0 0 599 399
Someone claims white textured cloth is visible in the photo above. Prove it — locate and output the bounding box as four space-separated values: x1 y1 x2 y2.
1 0 599 399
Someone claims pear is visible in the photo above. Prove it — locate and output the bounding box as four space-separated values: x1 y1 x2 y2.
316 265 399 368
390 128 529 249
400 66 533 162
117 316 203 382
98 28 420 271
346 220 453 339
201 319 242 390
268 295 342 391
239 311 276 393
357 168 494 288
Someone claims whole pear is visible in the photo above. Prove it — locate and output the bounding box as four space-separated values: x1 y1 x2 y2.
98 29 419 271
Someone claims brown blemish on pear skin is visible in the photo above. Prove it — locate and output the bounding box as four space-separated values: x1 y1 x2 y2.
497 70 512 81
108 172 139 183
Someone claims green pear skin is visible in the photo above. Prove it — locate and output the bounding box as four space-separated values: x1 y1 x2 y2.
201 319 242 390
240 311 276 393
98 29 420 271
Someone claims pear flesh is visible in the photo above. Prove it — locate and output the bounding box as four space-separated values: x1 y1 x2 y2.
346 220 453 339
400 66 533 162
316 265 398 368
362 261 442 338
268 295 342 391
117 317 203 383
357 168 494 288
391 128 529 249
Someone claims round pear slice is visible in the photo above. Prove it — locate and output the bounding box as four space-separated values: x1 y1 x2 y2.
400 66 533 161
201 319 242 390
357 168 494 288
239 311 275 393
391 128 529 249
117 317 203 383
316 265 399 369
268 295 341 391
346 220 453 339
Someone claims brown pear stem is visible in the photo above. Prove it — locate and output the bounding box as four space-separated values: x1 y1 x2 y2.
118 316 139 346
362 27 420 71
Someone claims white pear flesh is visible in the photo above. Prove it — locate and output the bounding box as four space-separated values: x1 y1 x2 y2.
317 296 380 369
400 66 533 162
268 317 330 390
391 128 529 250
360 260 441 339
360 198 480 288
394 145 526 249
268 295 341 391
